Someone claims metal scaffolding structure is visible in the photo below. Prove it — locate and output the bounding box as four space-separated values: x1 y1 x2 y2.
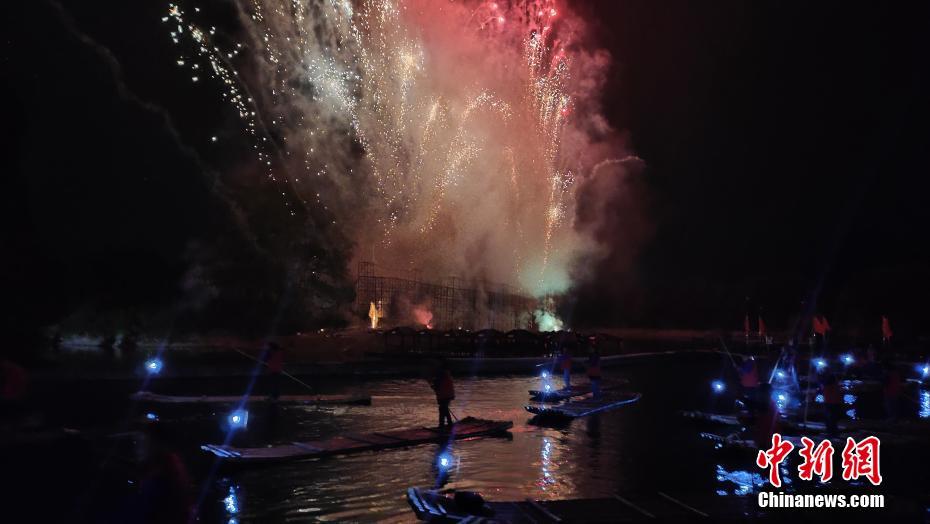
355 261 537 330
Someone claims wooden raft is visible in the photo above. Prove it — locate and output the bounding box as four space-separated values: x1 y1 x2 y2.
202 417 513 465
525 392 642 419
131 391 371 406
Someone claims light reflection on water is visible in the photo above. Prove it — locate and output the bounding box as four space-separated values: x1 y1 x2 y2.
179 358 925 522
715 465 768 496
193 366 720 522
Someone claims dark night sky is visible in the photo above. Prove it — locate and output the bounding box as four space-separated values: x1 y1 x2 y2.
3 1 929 339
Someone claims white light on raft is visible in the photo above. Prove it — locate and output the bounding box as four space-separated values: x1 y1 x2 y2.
144 358 163 374
437 451 454 470
917 364 929 378
541 371 549 379
712 380 725 393
228 409 249 430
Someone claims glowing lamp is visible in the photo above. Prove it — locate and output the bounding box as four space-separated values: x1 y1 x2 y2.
544 383 551 391
541 370 549 379
228 409 249 430
840 354 854 366
815 394 824 403
917 364 929 378
711 380 725 393
776 393 786 402
146 412 158 421
813 358 827 370
776 370 786 379
437 452 454 470
144 358 163 374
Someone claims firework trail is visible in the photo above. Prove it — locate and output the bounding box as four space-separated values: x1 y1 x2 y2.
165 0 631 298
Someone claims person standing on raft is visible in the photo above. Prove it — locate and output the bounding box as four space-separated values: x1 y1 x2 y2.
820 373 844 435
556 347 572 390
431 360 455 429
587 350 602 399
264 342 285 401
753 383 781 447
739 358 760 414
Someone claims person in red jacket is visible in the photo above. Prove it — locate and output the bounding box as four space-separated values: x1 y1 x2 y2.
820 373 843 435
134 422 193 524
753 383 781 447
431 360 455 429
739 358 760 414
883 360 903 420
557 347 573 389
264 342 285 401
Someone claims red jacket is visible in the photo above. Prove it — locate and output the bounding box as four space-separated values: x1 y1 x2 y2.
266 350 285 374
754 402 781 447
434 371 455 401
884 370 902 398
739 361 760 388
0 360 27 400
822 383 843 405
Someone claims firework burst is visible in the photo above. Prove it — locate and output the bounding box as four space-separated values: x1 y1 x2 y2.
165 0 625 297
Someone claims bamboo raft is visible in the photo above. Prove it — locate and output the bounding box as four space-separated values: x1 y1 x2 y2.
682 409 930 437
528 380 629 402
700 430 921 451
131 391 371 406
202 417 513 465
408 487 751 522
526 392 642 419
407 487 924 522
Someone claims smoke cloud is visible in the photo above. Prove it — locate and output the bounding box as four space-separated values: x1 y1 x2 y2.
169 0 644 317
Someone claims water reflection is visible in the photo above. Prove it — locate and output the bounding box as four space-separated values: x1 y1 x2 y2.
920 389 930 419
715 465 766 496
539 436 555 490
434 446 456 488
191 363 745 520
843 392 857 419
223 484 240 523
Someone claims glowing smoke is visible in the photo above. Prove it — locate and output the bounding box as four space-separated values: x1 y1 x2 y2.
165 0 635 305
534 308 564 332
412 305 433 329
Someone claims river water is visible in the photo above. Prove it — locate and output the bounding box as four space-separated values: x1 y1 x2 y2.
193 354 719 522
13 353 930 522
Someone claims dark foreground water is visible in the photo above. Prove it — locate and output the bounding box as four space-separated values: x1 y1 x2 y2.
8 353 930 522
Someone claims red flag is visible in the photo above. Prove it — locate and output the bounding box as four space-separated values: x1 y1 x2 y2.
758 316 767 337
881 316 893 339
744 314 751 336
813 315 830 335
